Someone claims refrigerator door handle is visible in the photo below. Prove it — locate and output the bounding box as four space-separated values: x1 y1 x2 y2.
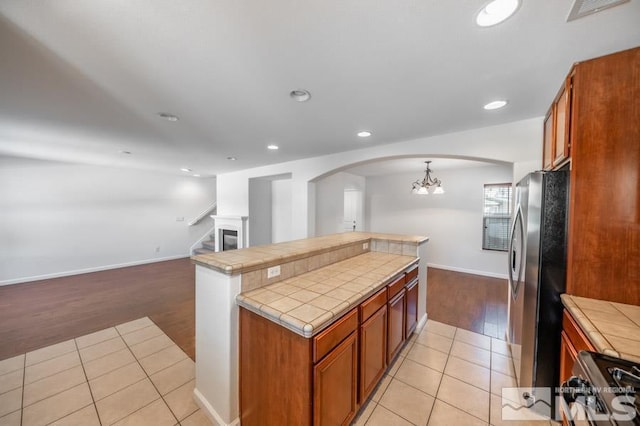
508 205 525 299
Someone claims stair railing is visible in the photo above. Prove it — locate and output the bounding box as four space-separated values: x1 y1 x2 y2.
188 201 217 255
189 201 217 226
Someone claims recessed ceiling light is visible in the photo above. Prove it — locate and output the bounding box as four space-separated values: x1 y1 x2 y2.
357 131 372 138
193 174 201 177
119 150 132 155
483 100 508 110
476 0 520 27
289 89 311 102
267 144 279 150
227 156 237 161
180 168 192 172
158 112 179 122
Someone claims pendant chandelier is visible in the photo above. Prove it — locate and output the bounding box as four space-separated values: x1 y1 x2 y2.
411 161 444 195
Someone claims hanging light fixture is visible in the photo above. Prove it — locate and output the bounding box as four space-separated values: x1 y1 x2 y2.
411 161 445 195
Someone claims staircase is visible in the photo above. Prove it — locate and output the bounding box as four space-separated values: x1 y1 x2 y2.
192 234 216 255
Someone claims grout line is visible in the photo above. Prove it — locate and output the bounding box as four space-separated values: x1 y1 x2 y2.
20 353 25 426
115 324 182 425
74 338 103 426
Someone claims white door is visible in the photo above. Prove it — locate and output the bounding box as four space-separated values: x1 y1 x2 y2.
343 190 363 232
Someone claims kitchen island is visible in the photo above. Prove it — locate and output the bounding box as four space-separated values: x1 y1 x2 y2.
191 232 428 426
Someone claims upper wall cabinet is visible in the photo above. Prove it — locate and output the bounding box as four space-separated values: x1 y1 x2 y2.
542 74 573 170
563 46 640 305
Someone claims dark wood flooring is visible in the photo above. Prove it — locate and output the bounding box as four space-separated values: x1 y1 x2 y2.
0 261 507 362
0 258 196 361
427 267 508 340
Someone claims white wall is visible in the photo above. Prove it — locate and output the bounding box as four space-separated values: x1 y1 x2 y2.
216 118 543 239
248 178 272 246
0 155 217 285
271 179 293 243
315 172 366 236
366 164 513 278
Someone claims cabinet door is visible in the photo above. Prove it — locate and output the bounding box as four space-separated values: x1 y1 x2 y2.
559 331 577 384
542 107 555 170
387 289 406 362
314 331 358 426
553 80 571 166
359 305 387 403
405 280 419 336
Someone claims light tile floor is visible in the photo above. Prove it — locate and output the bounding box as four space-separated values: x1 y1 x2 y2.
0 317 214 426
1 317 558 426
352 320 558 426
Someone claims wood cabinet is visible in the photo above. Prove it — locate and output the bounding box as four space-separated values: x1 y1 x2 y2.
542 75 572 171
386 271 410 363
559 310 596 426
240 263 420 425
314 331 358 426
563 47 640 304
405 278 419 336
558 310 595 384
359 303 387 402
543 108 554 170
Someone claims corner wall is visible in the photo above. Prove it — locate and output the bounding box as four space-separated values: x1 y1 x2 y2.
366 164 513 277
215 117 543 239
0 155 217 285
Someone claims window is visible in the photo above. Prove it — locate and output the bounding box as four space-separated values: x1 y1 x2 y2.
482 183 512 251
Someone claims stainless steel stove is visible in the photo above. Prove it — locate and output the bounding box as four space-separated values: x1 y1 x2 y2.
561 351 639 425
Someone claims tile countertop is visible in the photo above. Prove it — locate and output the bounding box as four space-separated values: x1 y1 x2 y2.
191 231 427 275
236 251 418 338
561 294 640 363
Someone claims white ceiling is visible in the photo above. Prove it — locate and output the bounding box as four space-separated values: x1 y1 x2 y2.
0 0 639 177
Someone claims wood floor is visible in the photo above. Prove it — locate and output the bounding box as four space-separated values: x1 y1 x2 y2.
0 258 196 361
427 267 508 340
0 261 508 362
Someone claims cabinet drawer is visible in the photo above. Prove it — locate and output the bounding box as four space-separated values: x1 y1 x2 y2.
562 310 595 353
387 275 406 299
360 288 387 322
313 308 358 363
405 266 418 283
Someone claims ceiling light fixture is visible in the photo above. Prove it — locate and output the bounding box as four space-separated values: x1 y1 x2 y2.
476 0 520 27
180 168 192 172
411 161 445 195
227 156 237 161
119 150 132 155
193 174 201 177
158 112 179 122
483 100 508 110
289 89 311 102
357 131 372 138
267 144 279 150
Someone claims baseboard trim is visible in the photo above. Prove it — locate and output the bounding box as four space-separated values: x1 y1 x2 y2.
0 254 191 286
416 313 428 331
193 387 240 426
427 263 508 280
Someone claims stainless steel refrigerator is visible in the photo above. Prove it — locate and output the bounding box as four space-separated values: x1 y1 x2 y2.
507 167 569 405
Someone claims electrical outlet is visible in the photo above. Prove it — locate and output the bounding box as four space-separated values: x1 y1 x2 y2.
267 265 281 279
363 242 369 250
155 246 160 253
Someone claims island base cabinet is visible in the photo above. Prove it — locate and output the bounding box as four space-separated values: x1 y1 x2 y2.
314 331 358 426
387 289 406 362
405 279 419 336
239 308 312 426
359 305 387 403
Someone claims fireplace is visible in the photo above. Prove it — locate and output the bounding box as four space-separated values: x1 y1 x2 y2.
221 229 238 251
211 215 249 252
